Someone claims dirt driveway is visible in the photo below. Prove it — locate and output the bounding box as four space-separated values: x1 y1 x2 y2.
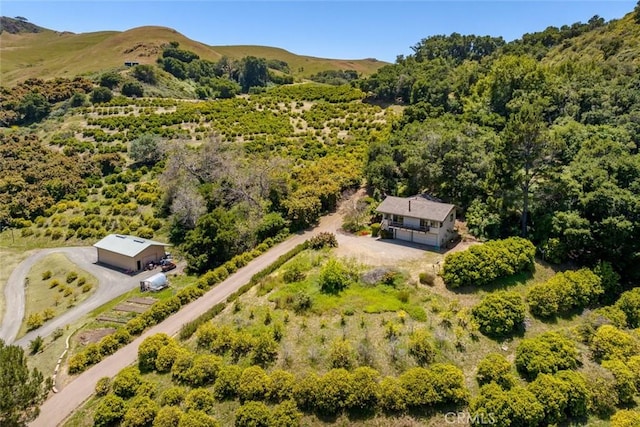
333 231 443 266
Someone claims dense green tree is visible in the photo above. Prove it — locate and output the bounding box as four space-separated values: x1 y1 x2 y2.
0 340 51 426
495 99 555 236
100 71 122 89
616 288 640 328
177 410 219 427
527 373 569 425
238 366 271 402
122 81 144 97
470 383 544 427
130 134 163 166
90 86 113 103
17 92 50 124
318 258 352 294
238 56 268 92
131 65 157 84
138 333 172 372
182 208 244 273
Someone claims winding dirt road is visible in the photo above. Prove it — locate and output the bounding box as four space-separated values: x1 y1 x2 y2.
30 210 344 427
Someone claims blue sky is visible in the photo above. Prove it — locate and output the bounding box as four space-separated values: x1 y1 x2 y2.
1 1 636 62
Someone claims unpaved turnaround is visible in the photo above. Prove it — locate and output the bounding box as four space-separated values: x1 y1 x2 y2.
30 210 344 427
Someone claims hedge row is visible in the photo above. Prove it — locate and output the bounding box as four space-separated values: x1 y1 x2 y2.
135 335 469 417
527 268 603 318
441 237 536 288
68 234 288 374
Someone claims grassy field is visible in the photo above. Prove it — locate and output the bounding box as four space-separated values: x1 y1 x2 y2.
19 253 98 338
0 25 387 86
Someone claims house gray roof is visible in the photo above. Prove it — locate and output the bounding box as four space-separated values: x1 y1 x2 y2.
376 196 455 222
93 234 169 258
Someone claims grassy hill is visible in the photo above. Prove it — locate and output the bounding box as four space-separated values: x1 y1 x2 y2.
543 12 640 66
0 18 387 86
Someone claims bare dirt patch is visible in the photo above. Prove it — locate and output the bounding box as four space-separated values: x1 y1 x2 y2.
76 327 115 345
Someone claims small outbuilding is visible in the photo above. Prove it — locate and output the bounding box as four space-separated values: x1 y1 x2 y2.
94 234 170 272
140 273 168 292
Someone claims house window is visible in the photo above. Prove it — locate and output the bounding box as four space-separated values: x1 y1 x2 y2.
450 213 454 222
393 215 403 225
420 218 428 229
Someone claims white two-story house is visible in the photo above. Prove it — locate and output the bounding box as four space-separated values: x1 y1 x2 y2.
376 195 456 248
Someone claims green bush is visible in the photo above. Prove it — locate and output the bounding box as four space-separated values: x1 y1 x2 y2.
42 270 52 280
472 291 525 337
153 406 183 427
590 324 639 362
184 388 216 413
122 395 158 427
515 332 579 380
476 353 515 389
316 368 354 415
138 333 172 372
418 271 436 286
213 365 242 401
379 376 407 413
527 373 570 425
527 268 603 318
112 366 142 399
238 366 271 402
65 271 78 283
370 223 381 237
93 394 126 427
318 258 351 294
95 377 111 397
234 401 272 427
616 288 640 328
329 338 356 369
441 237 535 288
407 328 436 366
267 369 295 403
308 232 338 249
470 383 544 427
271 400 302 427
602 360 638 404
611 409 640 427
26 313 43 331
159 386 187 407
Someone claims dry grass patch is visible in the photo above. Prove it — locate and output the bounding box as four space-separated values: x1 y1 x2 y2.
20 253 97 337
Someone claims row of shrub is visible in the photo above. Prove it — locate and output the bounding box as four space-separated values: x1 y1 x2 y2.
106 336 470 418
441 237 536 288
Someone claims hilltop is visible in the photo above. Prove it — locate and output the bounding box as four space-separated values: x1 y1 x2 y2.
0 17 386 86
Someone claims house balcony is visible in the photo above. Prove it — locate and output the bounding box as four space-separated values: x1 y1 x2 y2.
381 219 430 233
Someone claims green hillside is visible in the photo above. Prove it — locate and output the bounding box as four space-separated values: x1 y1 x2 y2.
0 18 387 86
